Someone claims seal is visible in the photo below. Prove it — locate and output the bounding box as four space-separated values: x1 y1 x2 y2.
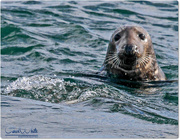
102 25 166 81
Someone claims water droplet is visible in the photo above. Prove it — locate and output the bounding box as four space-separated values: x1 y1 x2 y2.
137 99 142 103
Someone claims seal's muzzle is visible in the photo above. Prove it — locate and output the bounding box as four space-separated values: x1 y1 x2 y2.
124 44 136 56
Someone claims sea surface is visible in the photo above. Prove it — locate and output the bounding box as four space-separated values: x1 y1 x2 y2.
1 0 178 138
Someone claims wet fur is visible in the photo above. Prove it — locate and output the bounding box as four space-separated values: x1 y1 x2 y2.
102 26 166 81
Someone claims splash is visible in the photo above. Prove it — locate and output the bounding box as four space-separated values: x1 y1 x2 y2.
3 75 120 103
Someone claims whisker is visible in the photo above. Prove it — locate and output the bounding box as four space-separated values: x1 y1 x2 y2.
109 57 117 64
111 57 119 68
113 58 119 68
111 58 118 68
144 57 149 64
105 54 116 60
105 56 117 64
140 57 146 68
117 57 122 67
106 54 115 58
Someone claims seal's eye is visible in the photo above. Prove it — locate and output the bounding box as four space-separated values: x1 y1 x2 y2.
139 33 145 40
114 34 121 41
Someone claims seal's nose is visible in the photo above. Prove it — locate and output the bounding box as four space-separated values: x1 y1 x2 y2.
124 44 136 56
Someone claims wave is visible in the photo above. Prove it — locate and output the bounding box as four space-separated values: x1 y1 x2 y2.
2 75 178 125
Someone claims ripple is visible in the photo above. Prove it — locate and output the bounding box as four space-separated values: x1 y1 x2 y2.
22 1 42 5
47 4 76 12
1 24 21 39
2 8 34 16
113 9 137 15
26 23 53 27
134 1 175 8
1 44 43 55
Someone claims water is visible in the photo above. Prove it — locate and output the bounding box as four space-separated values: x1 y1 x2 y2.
1 0 178 138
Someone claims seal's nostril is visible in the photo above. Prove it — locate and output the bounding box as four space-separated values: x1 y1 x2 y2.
124 44 135 56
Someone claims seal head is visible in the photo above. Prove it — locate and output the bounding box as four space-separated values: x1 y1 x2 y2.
103 26 166 81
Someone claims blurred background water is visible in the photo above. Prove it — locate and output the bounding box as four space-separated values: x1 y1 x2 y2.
1 0 178 138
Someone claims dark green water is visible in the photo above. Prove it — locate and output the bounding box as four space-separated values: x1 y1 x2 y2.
1 0 178 138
